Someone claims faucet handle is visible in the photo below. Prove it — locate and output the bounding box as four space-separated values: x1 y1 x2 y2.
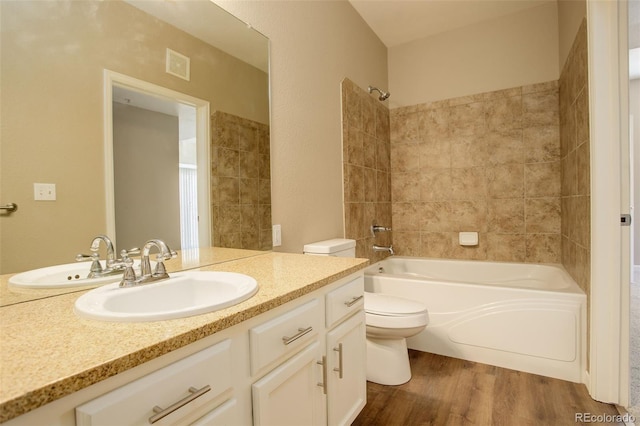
120 248 140 260
119 256 137 288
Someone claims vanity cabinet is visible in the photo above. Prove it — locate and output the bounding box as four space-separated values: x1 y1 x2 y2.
75 340 237 426
4 271 365 426
251 276 365 426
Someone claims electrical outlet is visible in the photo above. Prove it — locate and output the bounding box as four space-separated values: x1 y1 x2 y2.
34 183 56 201
272 224 281 247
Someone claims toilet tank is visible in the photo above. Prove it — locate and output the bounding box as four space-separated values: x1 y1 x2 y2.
303 238 356 257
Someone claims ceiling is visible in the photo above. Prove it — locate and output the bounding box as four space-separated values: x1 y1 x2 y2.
348 0 555 47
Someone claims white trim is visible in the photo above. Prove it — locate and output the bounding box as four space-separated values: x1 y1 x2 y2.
587 0 627 404
102 70 211 248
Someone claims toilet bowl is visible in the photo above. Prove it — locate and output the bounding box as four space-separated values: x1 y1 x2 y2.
303 238 429 386
364 292 428 385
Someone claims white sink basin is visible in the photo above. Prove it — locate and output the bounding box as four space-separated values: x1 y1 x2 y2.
8 262 132 289
74 271 259 322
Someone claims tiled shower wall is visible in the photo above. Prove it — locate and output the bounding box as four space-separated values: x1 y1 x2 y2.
560 19 590 296
211 111 272 251
389 82 562 262
341 78 393 261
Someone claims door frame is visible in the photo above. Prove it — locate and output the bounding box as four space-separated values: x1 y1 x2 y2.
103 70 211 248
587 0 630 405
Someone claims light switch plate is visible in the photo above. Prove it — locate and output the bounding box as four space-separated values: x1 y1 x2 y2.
34 183 56 201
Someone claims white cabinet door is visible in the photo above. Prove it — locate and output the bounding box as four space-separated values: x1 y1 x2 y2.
252 341 326 426
326 311 366 426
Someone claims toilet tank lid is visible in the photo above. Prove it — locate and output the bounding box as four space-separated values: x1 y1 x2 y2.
365 292 427 316
303 238 356 254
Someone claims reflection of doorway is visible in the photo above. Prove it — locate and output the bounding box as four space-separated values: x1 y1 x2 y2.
104 71 210 250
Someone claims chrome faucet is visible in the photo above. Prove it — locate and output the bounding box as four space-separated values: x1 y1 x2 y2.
120 239 177 287
371 224 392 237
76 235 129 278
373 244 394 255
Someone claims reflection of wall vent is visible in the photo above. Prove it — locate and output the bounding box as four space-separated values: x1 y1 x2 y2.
166 48 190 81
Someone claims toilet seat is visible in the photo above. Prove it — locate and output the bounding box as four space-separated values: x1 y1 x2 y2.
364 292 428 329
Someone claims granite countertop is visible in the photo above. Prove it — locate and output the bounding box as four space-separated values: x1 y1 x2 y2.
0 247 267 307
0 252 369 423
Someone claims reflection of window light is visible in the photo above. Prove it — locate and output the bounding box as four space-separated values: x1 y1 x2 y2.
179 163 198 249
631 48 640 80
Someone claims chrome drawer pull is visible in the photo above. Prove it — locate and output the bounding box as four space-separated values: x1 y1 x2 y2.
333 343 344 379
282 326 313 345
148 385 211 424
317 356 327 394
344 295 364 307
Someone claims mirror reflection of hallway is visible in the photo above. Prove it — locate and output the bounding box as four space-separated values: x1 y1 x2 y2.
111 83 202 252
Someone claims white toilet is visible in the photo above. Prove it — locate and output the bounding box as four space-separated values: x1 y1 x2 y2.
303 238 429 386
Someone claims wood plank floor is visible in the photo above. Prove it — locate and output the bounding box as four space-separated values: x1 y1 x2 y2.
352 350 624 426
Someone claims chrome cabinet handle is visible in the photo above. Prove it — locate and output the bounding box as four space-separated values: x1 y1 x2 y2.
317 356 327 394
282 326 313 345
344 295 364 307
0 203 17 213
148 385 211 424
333 343 344 379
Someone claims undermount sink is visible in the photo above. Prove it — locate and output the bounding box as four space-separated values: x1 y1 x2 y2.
74 271 259 322
8 262 135 289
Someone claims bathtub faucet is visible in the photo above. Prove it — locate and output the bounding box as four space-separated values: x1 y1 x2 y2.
373 244 394 256
371 224 392 236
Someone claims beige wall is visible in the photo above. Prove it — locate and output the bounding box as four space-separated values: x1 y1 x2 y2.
387 2 559 108
113 104 181 251
215 0 388 253
0 0 268 273
557 0 587 72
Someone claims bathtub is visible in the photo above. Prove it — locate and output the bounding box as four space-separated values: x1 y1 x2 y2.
364 257 586 383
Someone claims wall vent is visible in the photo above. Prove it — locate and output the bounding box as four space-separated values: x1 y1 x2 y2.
166 48 190 81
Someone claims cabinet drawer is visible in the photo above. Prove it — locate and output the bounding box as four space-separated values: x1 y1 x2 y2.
76 340 233 426
249 299 321 374
326 276 364 328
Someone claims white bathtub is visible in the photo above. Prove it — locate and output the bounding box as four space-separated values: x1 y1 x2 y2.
364 257 587 383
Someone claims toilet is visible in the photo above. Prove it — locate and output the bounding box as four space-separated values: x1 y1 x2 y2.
303 238 429 386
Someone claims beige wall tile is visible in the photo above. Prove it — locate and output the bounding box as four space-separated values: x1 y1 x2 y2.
450 167 487 200
420 169 452 201
576 141 590 196
485 130 524 165
486 164 524 198
485 234 526 262
391 172 421 202
523 90 559 127
487 198 525 233
420 232 454 258
391 143 420 172
485 96 523 131
525 161 561 197
419 138 452 169
525 234 561 263
524 126 560 163
525 198 561 233
449 102 487 137
451 134 488 168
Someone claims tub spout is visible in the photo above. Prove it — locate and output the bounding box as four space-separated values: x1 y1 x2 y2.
373 244 394 255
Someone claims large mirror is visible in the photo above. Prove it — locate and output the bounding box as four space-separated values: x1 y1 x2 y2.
0 1 271 285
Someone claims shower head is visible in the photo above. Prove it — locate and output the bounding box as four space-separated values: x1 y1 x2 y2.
368 86 390 101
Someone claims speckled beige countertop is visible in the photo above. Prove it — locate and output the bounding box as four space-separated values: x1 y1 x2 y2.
0 251 368 423
0 247 267 307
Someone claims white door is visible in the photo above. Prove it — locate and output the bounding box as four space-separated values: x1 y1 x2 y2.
326 312 366 426
252 341 326 426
